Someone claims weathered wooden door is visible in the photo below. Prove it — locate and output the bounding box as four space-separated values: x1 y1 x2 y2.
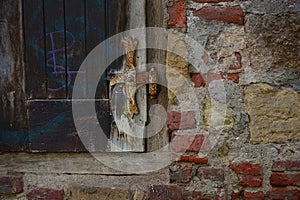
0 0 148 152
23 0 110 152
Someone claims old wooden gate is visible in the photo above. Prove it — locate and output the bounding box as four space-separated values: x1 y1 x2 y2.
0 0 147 152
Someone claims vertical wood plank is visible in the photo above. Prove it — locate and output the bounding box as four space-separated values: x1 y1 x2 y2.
23 0 47 99
86 0 107 99
146 0 169 151
107 0 128 73
65 0 86 98
28 100 86 152
0 0 28 151
44 0 67 98
109 0 146 152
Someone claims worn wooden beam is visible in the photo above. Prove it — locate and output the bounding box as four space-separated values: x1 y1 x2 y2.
146 0 169 152
0 0 27 151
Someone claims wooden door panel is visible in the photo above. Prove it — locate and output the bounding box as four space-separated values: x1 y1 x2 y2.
23 0 47 99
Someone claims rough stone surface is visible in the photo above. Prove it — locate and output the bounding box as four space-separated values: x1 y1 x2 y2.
244 83 300 144
171 134 211 152
193 0 234 2
203 95 234 128
0 175 23 195
67 186 132 200
26 186 64 200
166 33 190 104
245 14 300 85
169 163 193 183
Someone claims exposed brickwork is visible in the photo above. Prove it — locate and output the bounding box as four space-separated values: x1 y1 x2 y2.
0 175 23 195
191 73 206 88
272 160 300 171
148 185 226 200
26 186 64 200
229 162 262 175
171 134 211 152
167 0 186 28
192 6 244 25
231 191 241 200
239 175 263 187
197 167 224 182
244 190 264 200
172 154 208 164
226 73 239 84
265 188 300 200
167 111 196 130
148 185 183 200
270 172 300 186
170 163 193 183
193 0 234 2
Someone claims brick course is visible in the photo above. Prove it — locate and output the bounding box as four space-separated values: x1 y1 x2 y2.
239 175 263 187
192 6 244 25
26 186 64 200
229 162 262 175
167 0 186 28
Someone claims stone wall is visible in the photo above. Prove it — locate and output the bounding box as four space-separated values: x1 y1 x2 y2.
151 0 300 199
1 0 300 199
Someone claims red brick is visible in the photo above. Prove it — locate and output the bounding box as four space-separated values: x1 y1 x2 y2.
193 0 234 2
0 175 23 195
191 73 206 87
170 163 193 183
265 188 300 200
229 162 262 175
167 0 187 28
27 186 64 200
171 134 211 152
244 191 264 200
191 72 239 87
239 175 263 187
272 160 300 171
193 6 244 25
149 185 183 200
231 191 241 200
197 167 224 182
270 172 300 186
167 111 196 130
226 73 239 83
173 154 208 164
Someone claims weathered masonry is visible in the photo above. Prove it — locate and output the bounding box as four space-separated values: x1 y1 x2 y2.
1 0 300 199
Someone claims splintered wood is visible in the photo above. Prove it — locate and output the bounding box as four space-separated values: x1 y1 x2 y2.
109 36 139 119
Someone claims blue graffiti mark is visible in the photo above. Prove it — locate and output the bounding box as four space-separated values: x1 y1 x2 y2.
46 30 85 92
0 113 66 145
